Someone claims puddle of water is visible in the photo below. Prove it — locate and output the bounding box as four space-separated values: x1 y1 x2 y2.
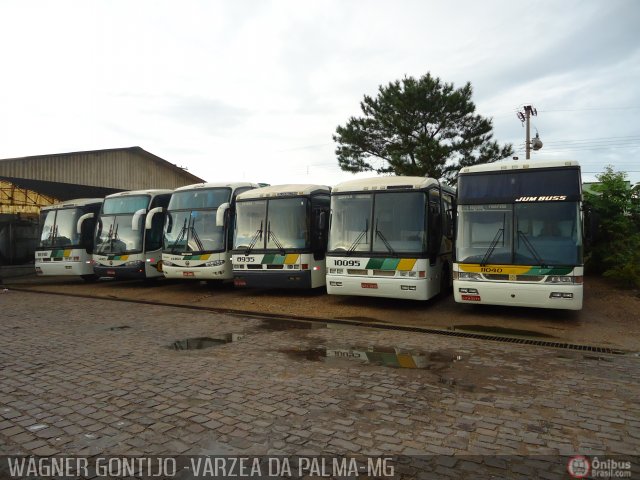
452 324 554 338
258 319 327 331
170 333 244 351
109 325 131 331
281 346 463 370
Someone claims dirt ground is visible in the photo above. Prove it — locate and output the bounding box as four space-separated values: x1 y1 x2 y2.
4 273 640 351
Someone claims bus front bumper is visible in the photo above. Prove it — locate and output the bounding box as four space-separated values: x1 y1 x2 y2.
36 261 94 276
94 262 147 280
163 265 231 281
326 275 430 300
233 270 313 289
453 280 583 310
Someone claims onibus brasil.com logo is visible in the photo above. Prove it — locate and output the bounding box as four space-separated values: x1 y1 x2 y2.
568 456 632 478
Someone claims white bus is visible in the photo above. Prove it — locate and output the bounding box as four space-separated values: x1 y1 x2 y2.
232 184 331 289
326 177 455 300
162 182 259 280
454 159 584 310
35 198 103 280
93 189 172 279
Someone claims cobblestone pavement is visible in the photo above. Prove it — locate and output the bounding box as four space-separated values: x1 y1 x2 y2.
0 291 639 477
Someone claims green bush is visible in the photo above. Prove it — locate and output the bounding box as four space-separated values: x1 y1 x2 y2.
584 167 640 288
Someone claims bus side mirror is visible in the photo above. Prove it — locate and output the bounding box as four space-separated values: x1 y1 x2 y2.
216 203 229 227
445 209 453 238
131 209 146 231
76 213 94 234
144 207 163 230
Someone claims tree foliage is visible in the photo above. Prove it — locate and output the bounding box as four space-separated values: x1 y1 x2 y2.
584 166 640 288
333 73 513 182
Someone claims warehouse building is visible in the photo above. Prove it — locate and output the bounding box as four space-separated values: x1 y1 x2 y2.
0 146 204 266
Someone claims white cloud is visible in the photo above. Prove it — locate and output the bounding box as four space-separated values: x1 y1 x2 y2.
0 0 638 185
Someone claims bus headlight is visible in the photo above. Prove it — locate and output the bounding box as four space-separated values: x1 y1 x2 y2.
545 276 574 284
458 272 482 281
205 260 225 267
163 260 175 267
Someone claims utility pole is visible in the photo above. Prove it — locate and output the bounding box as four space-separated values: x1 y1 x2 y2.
517 105 538 159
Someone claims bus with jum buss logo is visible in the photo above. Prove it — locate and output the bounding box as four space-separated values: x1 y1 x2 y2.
232 184 331 289
161 182 259 280
92 189 172 279
454 159 584 310
326 177 455 300
35 198 103 281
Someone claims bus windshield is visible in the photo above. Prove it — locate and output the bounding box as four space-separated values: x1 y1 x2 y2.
39 208 82 248
328 192 426 254
94 214 144 255
456 202 582 266
163 188 231 254
234 198 309 251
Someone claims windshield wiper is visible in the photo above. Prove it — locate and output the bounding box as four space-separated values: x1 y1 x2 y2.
170 219 189 253
267 221 286 254
188 217 205 252
517 230 546 267
480 228 503 266
375 219 396 255
347 219 369 255
244 221 263 255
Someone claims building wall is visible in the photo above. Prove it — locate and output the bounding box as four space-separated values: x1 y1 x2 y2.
0 147 203 191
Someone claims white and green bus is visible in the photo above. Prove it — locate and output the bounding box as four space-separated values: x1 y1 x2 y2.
93 189 172 279
326 177 455 300
35 198 103 280
232 184 331 289
454 159 584 310
162 182 259 280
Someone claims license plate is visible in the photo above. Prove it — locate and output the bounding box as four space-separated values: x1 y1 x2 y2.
234 279 247 287
361 282 378 289
461 294 481 301
183 271 195 277
106 270 116 276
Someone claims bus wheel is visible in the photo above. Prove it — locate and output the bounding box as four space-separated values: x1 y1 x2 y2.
81 274 99 282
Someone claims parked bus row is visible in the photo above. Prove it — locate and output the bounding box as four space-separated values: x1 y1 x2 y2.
34 158 585 310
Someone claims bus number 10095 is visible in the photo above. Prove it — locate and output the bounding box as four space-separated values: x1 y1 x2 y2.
334 260 361 267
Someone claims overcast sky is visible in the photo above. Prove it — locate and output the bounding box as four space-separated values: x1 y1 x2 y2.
0 0 638 186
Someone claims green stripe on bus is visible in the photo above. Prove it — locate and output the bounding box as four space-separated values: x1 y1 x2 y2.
365 258 384 269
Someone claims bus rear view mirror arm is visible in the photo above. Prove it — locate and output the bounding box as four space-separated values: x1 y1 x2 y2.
144 207 163 230
216 203 230 227
76 213 94 235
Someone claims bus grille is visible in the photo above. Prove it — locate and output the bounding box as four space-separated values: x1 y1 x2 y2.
372 270 396 276
483 274 545 282
347 269 369 275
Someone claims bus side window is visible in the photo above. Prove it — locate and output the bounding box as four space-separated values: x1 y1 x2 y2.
442 193 454 239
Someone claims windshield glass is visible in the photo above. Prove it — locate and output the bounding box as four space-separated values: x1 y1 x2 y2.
373 192 426 253
39 208 81 248
163 210 223 253
328 194 372 252
94 214 144 255
267 198 309 250
514 202 582 265
456 202 581 265
102 195 150 214
168 188 230 211
234 200 266 250
456 205 513 264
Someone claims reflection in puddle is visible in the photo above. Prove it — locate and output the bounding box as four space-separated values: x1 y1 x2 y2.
282 346 462 369
171 333 244 350
109 325 131 331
